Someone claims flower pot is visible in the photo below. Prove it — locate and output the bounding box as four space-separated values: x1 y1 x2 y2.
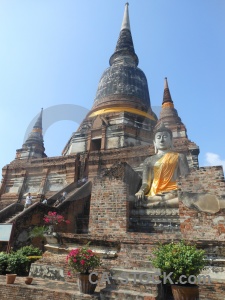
6 274 17 284
78 273 98 294
44 233 59 245
25 277 33 285
171 284 199 300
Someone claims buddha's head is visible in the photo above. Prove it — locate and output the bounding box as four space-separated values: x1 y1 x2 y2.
153 123 173 151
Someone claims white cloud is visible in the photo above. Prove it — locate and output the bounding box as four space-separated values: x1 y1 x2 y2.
205 153 225 170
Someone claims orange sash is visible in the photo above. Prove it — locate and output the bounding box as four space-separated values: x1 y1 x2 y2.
147 152 179 196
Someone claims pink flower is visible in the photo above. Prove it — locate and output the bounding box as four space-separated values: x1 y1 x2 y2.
80 260 85 265
43 218 50 223
67 244 101 275
43 211 70 226
67 271 71 276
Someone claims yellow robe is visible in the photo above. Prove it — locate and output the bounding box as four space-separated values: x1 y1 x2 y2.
147 152 179 196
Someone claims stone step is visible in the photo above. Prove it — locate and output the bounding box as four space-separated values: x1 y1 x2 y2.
110 261 160 274
107 279 159 295
100 287 158 300
5 212 22 223
110 268 160 279
105 268 163 296
133 260 156 270
117 260 156 270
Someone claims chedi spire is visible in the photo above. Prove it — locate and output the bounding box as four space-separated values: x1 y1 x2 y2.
109 2 138 67
16 108 47 159
155 78 187 138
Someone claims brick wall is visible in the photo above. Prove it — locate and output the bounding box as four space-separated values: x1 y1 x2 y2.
178 166 225 241
0 284 76 300
179 166 225 196
179 201 225 241
199 281 225 300
89 177 129 235
0 275 99 300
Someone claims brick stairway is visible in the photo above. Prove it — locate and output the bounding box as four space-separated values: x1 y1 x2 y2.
99 267 164 300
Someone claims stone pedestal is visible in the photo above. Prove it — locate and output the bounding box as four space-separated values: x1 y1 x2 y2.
129 207 180 233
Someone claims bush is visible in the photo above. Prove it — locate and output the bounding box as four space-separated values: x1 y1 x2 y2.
6 253 30 276
16 245 42 256
0 246 42 276
150 240 206 285
29 226 48 239
0 252 9 275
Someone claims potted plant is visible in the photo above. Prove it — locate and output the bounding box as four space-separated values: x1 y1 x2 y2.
43 211 70 232
66 243 101 294
150 240 206 300
29 225 49 251
43 211 70 245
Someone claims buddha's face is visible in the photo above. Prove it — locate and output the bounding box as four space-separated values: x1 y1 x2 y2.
154 131 172 150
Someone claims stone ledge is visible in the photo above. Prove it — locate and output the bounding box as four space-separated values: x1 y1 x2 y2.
29 263 65 281
68 245 118 258
131 208 179 216
100 287 158 300
44 243 118 258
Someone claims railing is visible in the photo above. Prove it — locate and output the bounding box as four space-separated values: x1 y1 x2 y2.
45 181 79 205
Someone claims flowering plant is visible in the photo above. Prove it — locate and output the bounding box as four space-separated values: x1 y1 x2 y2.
67 243 101 275
43 211 70 226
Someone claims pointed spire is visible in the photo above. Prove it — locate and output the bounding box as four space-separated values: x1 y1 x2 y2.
24 108 43 145
109 3 138 67
23 108 45 151
162 77 173 105
16 108 46 159
155 78 187 137
33 107 43 130
121 3 130 31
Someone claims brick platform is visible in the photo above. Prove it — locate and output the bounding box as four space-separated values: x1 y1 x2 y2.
0 275 100 300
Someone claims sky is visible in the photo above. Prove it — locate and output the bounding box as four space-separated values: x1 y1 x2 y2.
0 0 225 172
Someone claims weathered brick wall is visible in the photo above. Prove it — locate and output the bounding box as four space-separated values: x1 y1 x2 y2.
199 281 225 300
89 177 129 235
179 201 225 241
89 162 141 236
178 166 225 241
179 166 225 196
0 275 98 300
0 284 77 300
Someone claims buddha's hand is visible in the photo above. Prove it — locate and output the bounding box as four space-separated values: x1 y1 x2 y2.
135 190 145 200
134 190 145 207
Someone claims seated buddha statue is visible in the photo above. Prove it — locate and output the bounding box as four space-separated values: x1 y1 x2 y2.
135 123 189 208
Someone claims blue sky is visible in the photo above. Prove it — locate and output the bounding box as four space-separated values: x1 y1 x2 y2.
0 0 224 171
